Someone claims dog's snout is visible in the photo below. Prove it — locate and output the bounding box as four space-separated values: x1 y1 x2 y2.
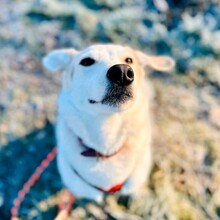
107 64 134 86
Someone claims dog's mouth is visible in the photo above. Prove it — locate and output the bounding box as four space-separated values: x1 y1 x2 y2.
88 99 100 104
102 84 133 107
89 85 133 107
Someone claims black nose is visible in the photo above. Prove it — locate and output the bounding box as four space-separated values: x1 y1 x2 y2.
107 64 134 86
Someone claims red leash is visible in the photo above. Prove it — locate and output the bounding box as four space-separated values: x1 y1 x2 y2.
10 147 75 220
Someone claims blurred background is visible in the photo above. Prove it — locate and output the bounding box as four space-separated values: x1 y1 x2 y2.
0 0 220 219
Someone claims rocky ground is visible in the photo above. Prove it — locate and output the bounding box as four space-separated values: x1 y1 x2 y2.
0 0 220 219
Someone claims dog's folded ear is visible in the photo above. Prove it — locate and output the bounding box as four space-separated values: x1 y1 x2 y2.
43 49 78 72
136 51 175 72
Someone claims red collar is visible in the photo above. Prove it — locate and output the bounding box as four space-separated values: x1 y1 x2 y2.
75 137 126 192
96 183 124 193
78 137 126 159
72 166 124 193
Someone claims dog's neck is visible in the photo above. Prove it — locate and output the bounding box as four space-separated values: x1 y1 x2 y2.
69 109 129 155
58 98 131 155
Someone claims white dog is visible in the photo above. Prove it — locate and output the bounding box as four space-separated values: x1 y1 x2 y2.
43 44 174 202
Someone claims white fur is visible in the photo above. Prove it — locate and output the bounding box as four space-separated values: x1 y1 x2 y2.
43 44 174 201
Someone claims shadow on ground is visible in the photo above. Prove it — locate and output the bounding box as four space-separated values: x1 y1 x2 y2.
0 122 128 220
0 121 61 219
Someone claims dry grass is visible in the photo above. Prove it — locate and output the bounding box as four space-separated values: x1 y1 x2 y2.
0 0 220 219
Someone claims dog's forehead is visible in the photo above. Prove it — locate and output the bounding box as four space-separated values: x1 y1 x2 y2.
80 45 132 60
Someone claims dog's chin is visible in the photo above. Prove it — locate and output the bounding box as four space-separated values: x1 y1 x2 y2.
88 85 134 113
89 95 134 113
101 96 133 111
104 99 134 112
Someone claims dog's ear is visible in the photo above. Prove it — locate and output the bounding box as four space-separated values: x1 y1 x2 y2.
42 49 78 72
136 51 175 71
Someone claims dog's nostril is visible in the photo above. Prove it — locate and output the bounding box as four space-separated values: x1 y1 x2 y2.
126 68 134 80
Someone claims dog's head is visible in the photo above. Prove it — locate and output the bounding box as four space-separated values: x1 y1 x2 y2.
43 44 174 114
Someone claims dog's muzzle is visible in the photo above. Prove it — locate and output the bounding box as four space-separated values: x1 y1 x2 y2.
88 64 134 106
106 64 134 86
100 64 134 107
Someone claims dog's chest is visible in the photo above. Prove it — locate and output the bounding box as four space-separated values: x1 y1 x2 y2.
59 135 141 189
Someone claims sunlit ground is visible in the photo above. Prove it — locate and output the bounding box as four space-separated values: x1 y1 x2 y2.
0 0 220 219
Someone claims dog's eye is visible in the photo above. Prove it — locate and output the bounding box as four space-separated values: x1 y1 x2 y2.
125 57 133 64
80 57 95 66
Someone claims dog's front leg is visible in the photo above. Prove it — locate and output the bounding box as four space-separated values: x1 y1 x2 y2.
121 143 152 196
57 153 104 202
